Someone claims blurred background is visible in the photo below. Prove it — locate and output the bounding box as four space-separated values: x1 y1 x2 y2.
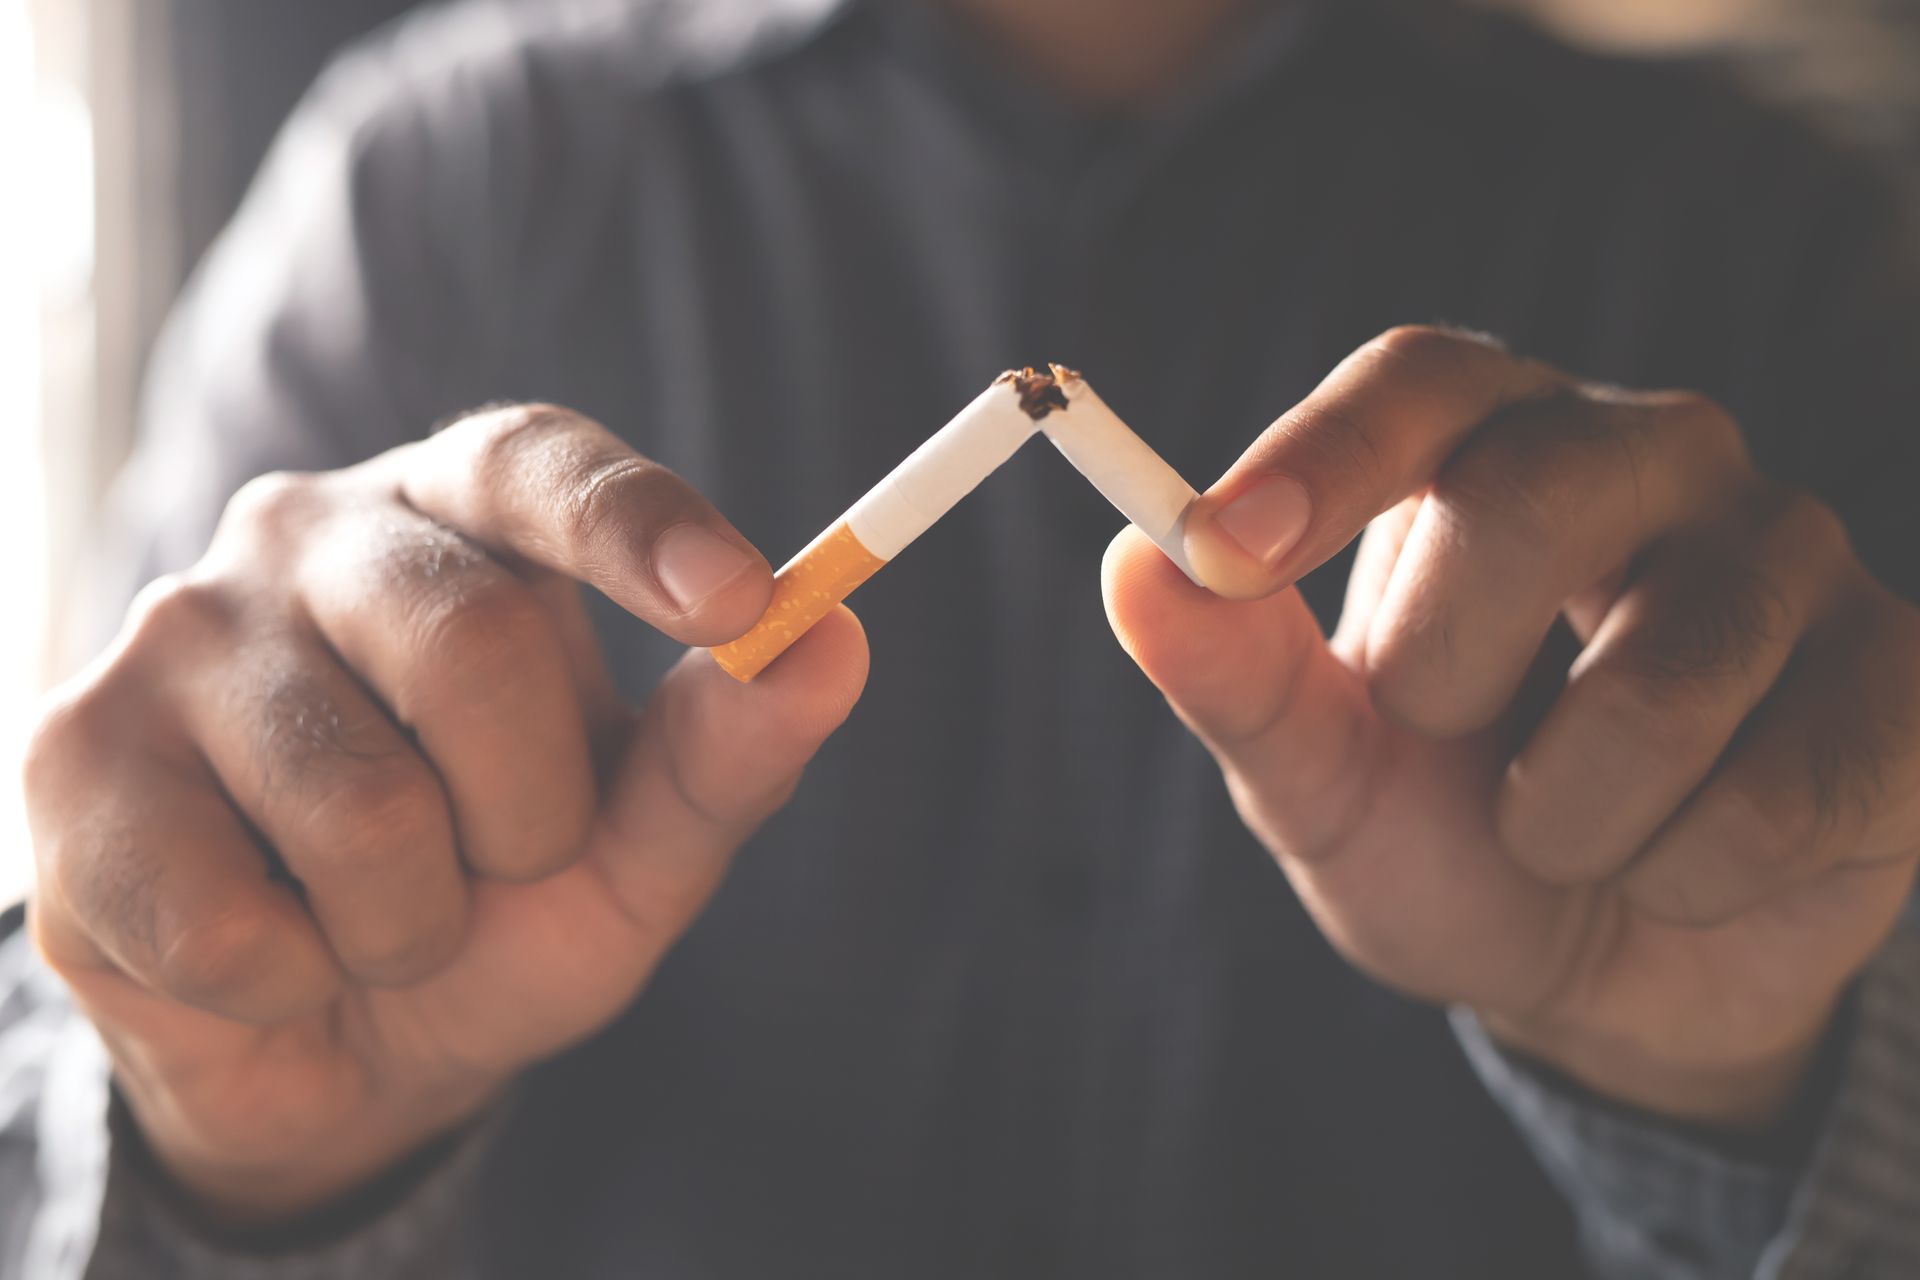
1 0 1918 904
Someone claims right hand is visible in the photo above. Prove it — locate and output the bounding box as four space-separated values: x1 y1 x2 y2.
24 405 869 1227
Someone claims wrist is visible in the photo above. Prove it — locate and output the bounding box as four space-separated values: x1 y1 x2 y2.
116 1073 501 1234
1478 1000 1842 1134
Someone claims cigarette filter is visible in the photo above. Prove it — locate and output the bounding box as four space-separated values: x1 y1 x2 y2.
710 366 1201 681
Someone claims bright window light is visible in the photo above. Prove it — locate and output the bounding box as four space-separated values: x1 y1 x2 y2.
0 0 81 905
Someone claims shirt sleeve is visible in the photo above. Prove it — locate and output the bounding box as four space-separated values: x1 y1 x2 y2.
85 1086 502 1280
2 16 529 1277
0 910 501 1280
1455 921 1920 1280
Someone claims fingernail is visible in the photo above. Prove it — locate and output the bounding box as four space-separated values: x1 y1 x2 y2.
1210 474 1312 568
654 525 756 611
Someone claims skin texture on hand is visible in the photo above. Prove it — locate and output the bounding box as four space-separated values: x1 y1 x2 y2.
23 404 869 1225
1107 327 1920 1130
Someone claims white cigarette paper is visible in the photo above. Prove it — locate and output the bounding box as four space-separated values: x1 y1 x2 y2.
711 366 1202 681
843 379 1040 561
1041 367 1203 585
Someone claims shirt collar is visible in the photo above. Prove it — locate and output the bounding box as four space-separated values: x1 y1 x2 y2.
851 0 1341 159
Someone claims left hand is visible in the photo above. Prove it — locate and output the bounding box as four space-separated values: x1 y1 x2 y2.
1104 326 1920 1129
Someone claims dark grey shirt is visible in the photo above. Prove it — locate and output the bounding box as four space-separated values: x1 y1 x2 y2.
6 0 1920 1276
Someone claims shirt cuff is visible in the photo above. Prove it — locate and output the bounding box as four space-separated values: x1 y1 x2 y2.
1456 927 1920 1280
86 1081 507 1280
1766 926 1920 1279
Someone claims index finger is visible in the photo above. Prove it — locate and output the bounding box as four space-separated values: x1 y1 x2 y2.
1182 327 1565 599
386 404 773 646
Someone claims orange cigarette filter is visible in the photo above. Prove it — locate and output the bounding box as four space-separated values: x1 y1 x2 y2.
710 522 887 680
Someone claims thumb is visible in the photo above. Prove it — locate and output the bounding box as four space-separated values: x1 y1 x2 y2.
584 606 870 950
1103 526 1379 864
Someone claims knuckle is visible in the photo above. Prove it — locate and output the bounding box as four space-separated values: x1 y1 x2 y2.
121 574 235 658
1429 440 1580 553
437 567 547 638
22 688 100 806
25 899 84 981
1370 684 1481 743
1573 664 1717 764
488 767 600 880
159 906 283 1006
25 837 82 943
303 765 448 871
20 696 127 895
1364 603 1469 727
460 402 587 492
1368 324 1496 378
253 669 400 780
223 471 322 540
344 910 465 985
411 578 552 704
1765 486 1853 565
1616 574 1786 689
1277 402 1388 498
370 523 491 595
45 823 166 964
1362 324 1508 403
1430 388 1644 558
557 456 674 565
1650 389 1747 467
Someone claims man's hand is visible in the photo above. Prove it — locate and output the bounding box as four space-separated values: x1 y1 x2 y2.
24 405 868 1225
1106 327 1920 1129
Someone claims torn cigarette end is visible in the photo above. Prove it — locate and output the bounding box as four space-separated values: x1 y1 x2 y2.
1004 367 1071 420
711 520 887 681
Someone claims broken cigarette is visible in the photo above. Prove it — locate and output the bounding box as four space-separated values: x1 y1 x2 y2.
710 365 1201 681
